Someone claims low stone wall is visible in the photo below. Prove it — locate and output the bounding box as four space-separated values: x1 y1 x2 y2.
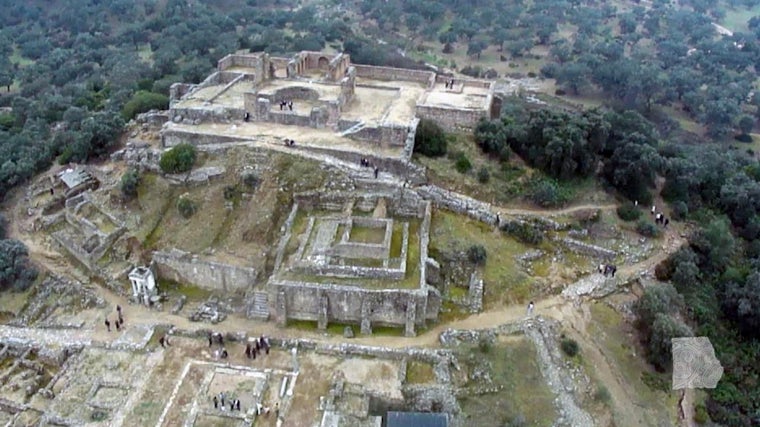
416 104 487 132
218 54 264 73
267 110 312 127
294 189 426 219
344 123 409 147
169 83 196 104
152 249 257 292
161 129 243 148
560 238 617 259
354 65 434 84
416 185 496 224
168 106 245 125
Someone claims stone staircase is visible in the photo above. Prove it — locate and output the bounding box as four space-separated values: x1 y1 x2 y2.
247 291 270 320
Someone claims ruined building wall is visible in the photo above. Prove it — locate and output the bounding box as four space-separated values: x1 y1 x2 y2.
152 249 257 292
354 65 435 85
272 281 431 327
415 104 488 132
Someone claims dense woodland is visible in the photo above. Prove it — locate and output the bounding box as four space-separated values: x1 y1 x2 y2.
1 0 760 424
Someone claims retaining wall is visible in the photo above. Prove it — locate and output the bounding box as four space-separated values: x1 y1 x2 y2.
415 104 487 132
152 249 258 292
354 65 434 85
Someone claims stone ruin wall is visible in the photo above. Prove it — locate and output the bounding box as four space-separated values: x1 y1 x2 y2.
271 280 433 328
293 189 427 219
344 122 411 148
269 194 440 333
434 74 492 90
353 65 435 86
415 104 488 132
161 130 242 148
217 53 269 83
152 249 258 292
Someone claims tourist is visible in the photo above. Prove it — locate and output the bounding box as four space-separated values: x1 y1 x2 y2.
651 205 656 215
527 301 534 316
159 336 165 348
208 333 213 347
275 401 280 418
598 264 605 275
115 320 121 331
236 399 241 411
245 343 251 359
104 318 111 332
221 349 228 359
213 395 218 409
664 218 670 228
244 112 250 122
288 101 293 111
374 167 379 179
611 265 617 277
256 402 263 415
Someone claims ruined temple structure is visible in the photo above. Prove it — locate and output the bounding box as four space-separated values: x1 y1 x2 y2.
128 266 158 306
163 51 499 181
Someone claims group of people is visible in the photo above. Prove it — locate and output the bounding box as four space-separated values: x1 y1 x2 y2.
104 305 124 332
279 100 294 111
244 335 271 360
598 264 617 277
359 158 380 178
212 392 241 412
283 138 296 147
444 78 456 89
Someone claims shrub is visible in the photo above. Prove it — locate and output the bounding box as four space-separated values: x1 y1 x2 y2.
734 133 753 143
636 218 661 237
528 177 570 208
560 338 579 357
501 221 544 245
0 213 6 239
634 283 684 327
120 168 140 199
671 201 688 220
414 119 447 157
242 172 260 189
616 203 641 221
121 90 170 120
477 167 490 183
223 185 240 201
160 143 197 174
594 385 611 404
454 153 472 173
0 240 38 292
694 403 710 424
647 313 692 370
641 371 670 392
478 336 492 353
177 195 198 218
467 244 487 265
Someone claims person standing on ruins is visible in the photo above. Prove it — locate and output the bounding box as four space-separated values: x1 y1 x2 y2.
104 318 111 332
213 395 218 409
527 301 534 316
374 167 379 179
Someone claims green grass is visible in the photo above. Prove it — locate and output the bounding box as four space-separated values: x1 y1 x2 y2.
406 361 436 384
348 225 386 244
457 337 557 426
720 4 760 32
589 302 679 425
430 210 536 306
10 47 35 67
416 133 531 205
158 278 213 301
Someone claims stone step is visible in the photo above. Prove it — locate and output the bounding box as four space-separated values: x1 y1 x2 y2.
248 291 270 320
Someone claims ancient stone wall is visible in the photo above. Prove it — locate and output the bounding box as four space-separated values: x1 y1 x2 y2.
161 130 242 148
168 106 245 126
344 123 410 147
415 104 487 132
169 83 196 104
267 111 312 127
354 65 435 85
152 249 257 292
270 280 431 328
416 185 497 225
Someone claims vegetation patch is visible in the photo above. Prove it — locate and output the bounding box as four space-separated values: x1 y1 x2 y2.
457 338 557 426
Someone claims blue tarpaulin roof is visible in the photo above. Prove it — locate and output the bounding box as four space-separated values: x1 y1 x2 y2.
386 411 448 427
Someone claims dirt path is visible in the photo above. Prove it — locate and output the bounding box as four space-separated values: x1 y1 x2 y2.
495 203 618 217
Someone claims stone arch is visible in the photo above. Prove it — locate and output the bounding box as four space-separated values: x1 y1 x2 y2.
318 56 329 69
